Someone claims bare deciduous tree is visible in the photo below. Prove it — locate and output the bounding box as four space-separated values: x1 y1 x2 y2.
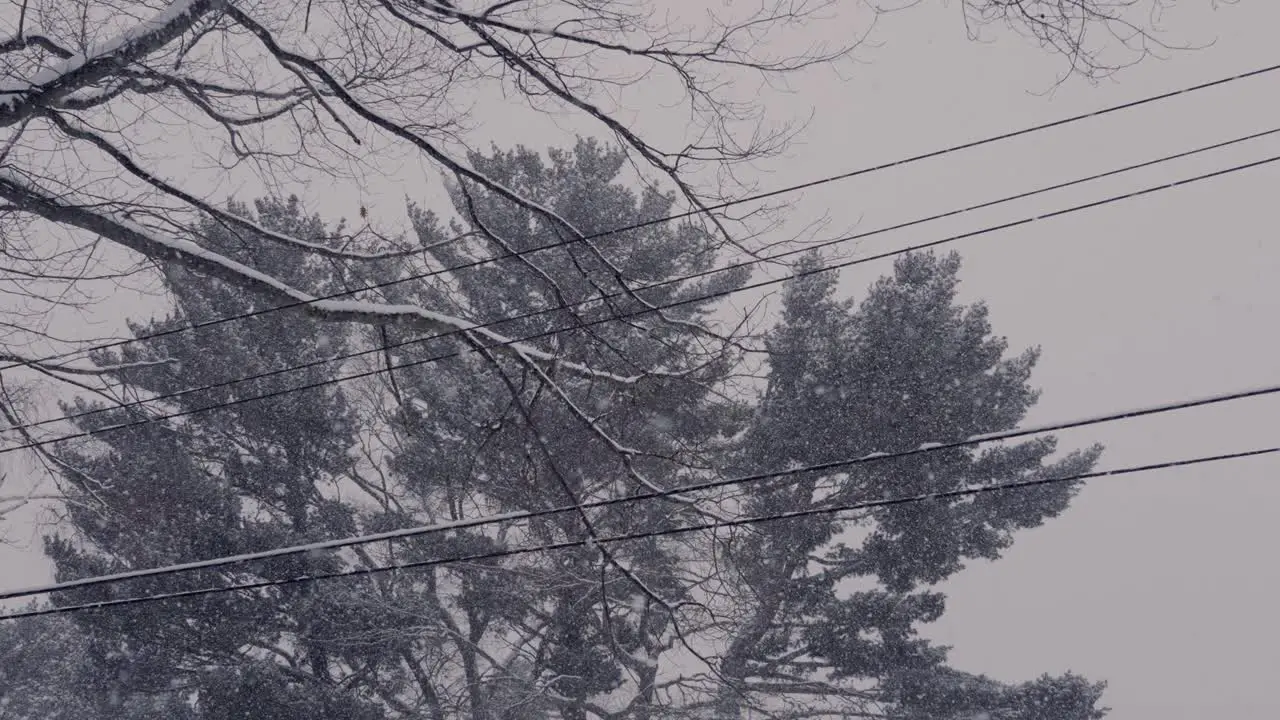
0 0 1184 366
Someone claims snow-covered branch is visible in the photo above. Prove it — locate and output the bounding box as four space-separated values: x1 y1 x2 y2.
0 170 664 386
0 0 225 125
0 352 175 376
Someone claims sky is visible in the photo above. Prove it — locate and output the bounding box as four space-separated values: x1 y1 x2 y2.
2 2 1279 719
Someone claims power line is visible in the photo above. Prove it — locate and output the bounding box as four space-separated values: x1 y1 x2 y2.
10 123 1279 437
6 61 1278 372
5 145 1279 454
4 378 1279 608
4 442 1276 622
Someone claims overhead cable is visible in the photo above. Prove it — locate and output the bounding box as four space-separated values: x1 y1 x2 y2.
3 442 1275 621
5 61 1277 372
9 123 1279 436
3 379 1279 608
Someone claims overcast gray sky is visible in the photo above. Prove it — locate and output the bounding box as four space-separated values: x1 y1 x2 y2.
2 2 1278 719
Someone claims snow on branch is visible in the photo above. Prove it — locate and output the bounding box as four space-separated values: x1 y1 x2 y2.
0 170 665 387
0 0 224 124
0 353 176 376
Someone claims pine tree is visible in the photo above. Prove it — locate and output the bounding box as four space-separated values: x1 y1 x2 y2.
40 197 387 718
714 250 1106 718
349 138 753 719
25 140 754 719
